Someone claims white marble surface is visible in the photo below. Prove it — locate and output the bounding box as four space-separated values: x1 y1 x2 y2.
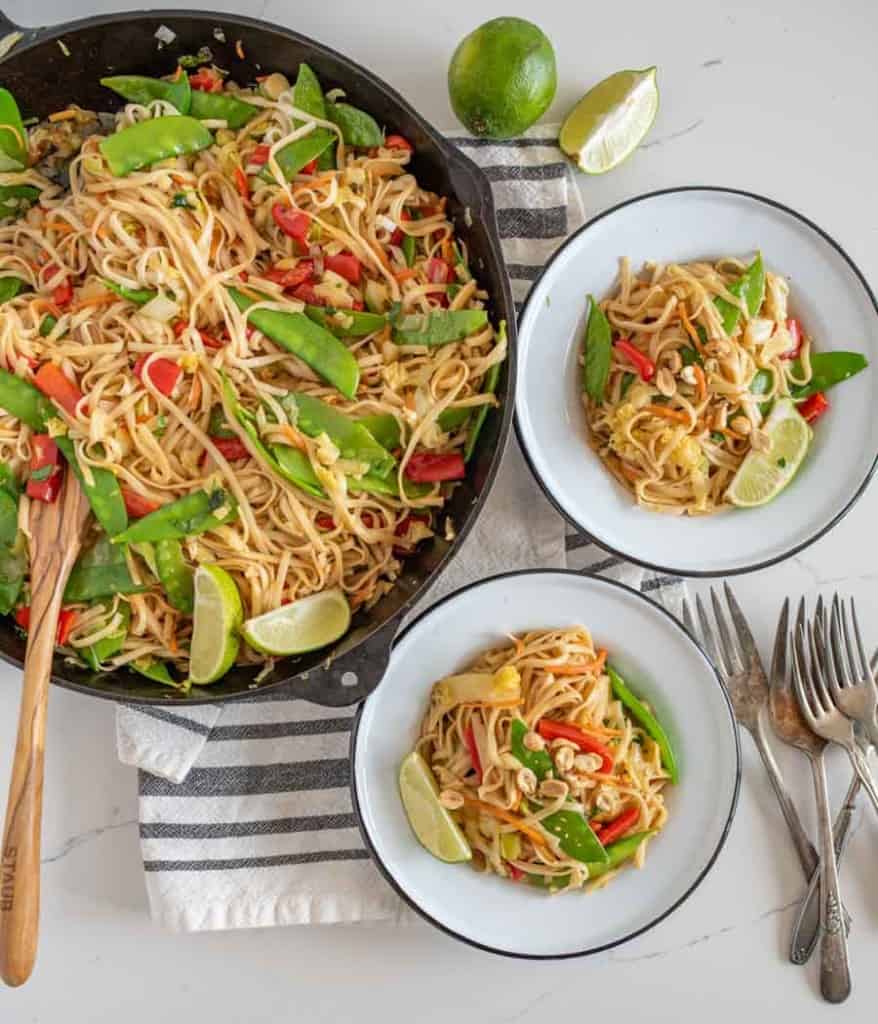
1 0 877 1018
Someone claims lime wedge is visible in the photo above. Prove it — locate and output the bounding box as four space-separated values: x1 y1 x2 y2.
399 751 472 863
242 588 351 656
189 564 243 684
559 67 658 174
726 399 812 508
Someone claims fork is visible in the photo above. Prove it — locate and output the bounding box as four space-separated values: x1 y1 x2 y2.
821 594 878 750
683 585 818 880
790 609 852 1002
766 598 853 973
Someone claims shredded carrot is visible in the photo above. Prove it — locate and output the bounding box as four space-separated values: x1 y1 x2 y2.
187 372 202 411
462 796 547 847
29 298 60 316
393 267 417 283
281 424 307 451
45 220 75 234
71 293 118 312
369 239 392 272
644 403 690 424
678 305 705 353
618 461 641 484
692 363 707 403
404 390 416 412
49 109 77 122
235 39 245 60
292 174 335 196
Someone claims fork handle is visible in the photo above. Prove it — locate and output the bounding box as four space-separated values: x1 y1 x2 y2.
847 744 878 815
810 755 852 1003
754 710 819 876
790 772 858 965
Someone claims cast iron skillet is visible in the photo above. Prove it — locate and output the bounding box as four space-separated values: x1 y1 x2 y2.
0 8 516 706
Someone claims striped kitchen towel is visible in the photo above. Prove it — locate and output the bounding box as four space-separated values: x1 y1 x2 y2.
117 125 682 933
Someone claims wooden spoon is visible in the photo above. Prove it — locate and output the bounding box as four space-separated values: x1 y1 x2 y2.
0 470 89 986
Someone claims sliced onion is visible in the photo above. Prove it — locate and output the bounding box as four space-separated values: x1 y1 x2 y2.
140 292 180 322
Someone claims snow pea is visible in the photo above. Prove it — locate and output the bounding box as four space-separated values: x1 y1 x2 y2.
0 184 39 220
436 405 471 432
268 63 334 180
0 368 52 430
608 666 678 783
304 305 386 337
0 277 24 304
714 253 764 336
55 436 128 537
402 234 416 268
325 101 383 148
228 287 360 398
464 342 504 462
155 538 194 614
583 295 611 402
220 372 325 498
189 90 257 130
81 602 131 671
271 444 325 498
208 404 237 439
509 717 554 781
0 88 28 170
393 309 489 347
100 116 212 177
131 657 179 688
64 537 143 602
280 392 396 477
528 830 654 888
104 279 157 305
0 463 19 547
348 473 431 500
356 413 401 451
101 70 191 115
537 805 609 866
113 487 239 544
0 542 25 614
585 830 655 880
39 314 58 337
790 351 868 400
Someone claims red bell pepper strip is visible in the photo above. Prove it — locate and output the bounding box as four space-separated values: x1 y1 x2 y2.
536 719 614 774
385 134 413 153
233 166 250 202
597 806 640 846
263 261 314 290
133 355 182 397
26 433 63 503
390 210 411 246
315 513 335 530
507 863 524 882
614 339 655 382
52 278 73 308
250 144 271 166
189 67 222 92
427 258 452 285
392 512 430 557
781 318 803 360
34 363 83 417
271 203 310 242
210 436 249 461
173 321 224 350
121 486 161 519
15 605 77 644
324 251 361 285
799 391 829 423
463 724 482 783
292 282 323 306
301 158 318 175
404 452 465 483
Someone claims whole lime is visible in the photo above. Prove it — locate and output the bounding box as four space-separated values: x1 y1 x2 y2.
448 17 557 139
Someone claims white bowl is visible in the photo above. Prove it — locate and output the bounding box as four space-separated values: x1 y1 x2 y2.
515 188 878 576
352 570 740 958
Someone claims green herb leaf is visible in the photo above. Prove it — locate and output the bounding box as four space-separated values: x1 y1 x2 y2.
583 295 612 402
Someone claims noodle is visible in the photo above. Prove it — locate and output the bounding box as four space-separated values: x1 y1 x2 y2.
415 628 672 892
0 66 504 682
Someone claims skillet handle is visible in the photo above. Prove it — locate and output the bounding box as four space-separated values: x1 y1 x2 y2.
281 616 399 707
0 10 22 37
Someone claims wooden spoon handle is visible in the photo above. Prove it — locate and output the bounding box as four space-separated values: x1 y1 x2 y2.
0 557 70 987
0 472 88 987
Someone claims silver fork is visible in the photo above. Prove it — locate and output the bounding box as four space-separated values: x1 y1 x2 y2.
790 611 852 1003
683 585 818 879
822 594 878 749
766 597 853 974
